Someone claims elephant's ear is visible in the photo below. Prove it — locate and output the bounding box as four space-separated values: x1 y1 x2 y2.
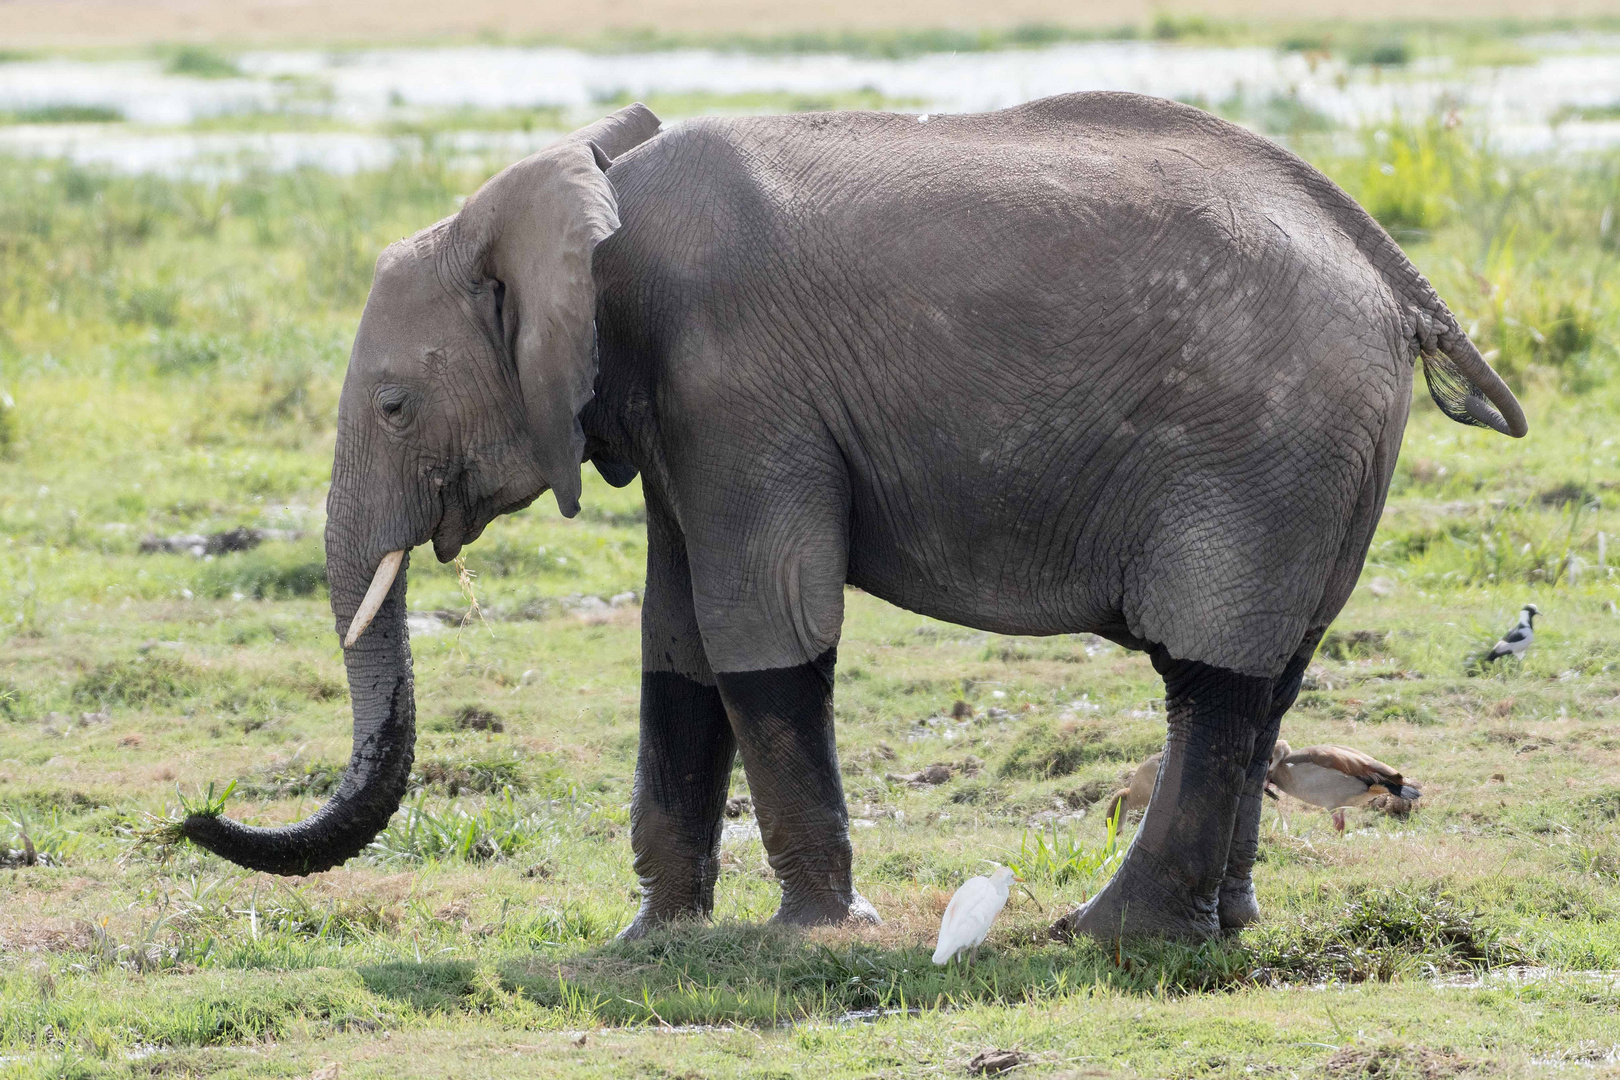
462 103 661 517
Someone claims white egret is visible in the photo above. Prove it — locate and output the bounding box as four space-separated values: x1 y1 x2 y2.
933 865 1021 966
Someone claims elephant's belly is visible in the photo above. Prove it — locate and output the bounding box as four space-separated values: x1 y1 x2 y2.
844 497 1121 639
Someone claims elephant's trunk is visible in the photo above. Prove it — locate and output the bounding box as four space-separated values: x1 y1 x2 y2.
179 543 416 875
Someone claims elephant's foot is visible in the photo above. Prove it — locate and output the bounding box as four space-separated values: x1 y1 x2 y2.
773 887 882 928
618 890 715 941
1217 876 1261 930
617 858 723 941
1050 850 1220 941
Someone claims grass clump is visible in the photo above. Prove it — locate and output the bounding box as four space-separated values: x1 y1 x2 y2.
238 754 343 800
368 792 547 865
443 704 504 732
1319 628 1391 660
70 654 203 709
190 541 326 599
0 390 15 459
999 719 1157 778
0 677 36 721
1347 37 1411 66
1251 888 1519 984
2 806 86 866
413 754 526 796
1007 817 1122 886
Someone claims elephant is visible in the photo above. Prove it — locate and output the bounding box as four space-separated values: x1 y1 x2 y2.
175 92 1525 941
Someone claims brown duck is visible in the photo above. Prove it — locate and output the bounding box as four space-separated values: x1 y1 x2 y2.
1268 740 1421 813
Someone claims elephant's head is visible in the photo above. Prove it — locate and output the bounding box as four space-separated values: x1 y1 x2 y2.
179 104 662 874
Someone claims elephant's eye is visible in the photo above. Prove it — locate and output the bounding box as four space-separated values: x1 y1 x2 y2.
374 385 413 425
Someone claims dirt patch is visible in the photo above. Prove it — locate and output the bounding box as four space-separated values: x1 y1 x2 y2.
1326 1043 1473 1078
0 918 94 953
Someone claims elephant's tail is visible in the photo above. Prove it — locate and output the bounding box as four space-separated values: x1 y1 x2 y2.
1403 296 1527 438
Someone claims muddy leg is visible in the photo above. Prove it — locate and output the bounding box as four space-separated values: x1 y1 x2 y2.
716 648 880 927
1052 655 1271 940
1218 637 1318 929
621 502 736 940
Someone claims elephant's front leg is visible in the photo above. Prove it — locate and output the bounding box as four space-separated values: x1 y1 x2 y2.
622 506 737 940
1053 656 1271 941
716 649 880 927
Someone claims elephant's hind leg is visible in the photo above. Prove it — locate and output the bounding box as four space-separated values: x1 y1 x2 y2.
1217 635 1319 930
621 502 737 940
1052 655 1271 941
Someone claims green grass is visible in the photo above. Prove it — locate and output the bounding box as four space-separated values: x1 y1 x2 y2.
513 16 1620 67
0 106 1618 1077
0 105 125 124
160 45 242 79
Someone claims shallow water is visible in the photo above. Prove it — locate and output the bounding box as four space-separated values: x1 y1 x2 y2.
2 40 1620 174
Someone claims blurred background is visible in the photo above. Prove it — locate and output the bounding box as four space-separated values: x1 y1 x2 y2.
1 0 1618 614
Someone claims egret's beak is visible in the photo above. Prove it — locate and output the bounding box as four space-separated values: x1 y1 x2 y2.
1013 874 1026 882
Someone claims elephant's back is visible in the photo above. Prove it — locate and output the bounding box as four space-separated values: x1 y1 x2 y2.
634 92 1364 254
617 93 1397 376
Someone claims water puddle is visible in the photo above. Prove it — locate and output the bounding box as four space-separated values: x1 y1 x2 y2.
1431 967 1620 990
2 39 1620 173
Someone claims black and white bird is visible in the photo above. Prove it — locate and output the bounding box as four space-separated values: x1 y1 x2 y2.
1482 604 1538 663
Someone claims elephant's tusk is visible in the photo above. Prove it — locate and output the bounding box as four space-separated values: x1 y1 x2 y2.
344 550 404 648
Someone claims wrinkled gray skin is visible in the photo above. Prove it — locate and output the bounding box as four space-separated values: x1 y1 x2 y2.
179 94 1525 940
